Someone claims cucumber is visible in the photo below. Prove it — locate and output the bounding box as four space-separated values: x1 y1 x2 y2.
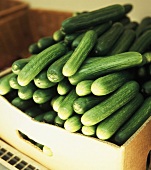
33 87 57 104
9 74 21 89
28 43 41 54
34 113 46 122
18 42 67 86
62 30 97 77
54 115 65 127
11 55 36 75
0 72 14 95
124 21 139 30
37 36 55 50
43 110 57 124
94 22 124 55
47 51 73 83
53 29 65 42
64 32 82 45
91 70 132 96
64 115 82 132
76 80 93 96
118 16 130 26
96 93 144 140
135 16 151 37
108 29 136 55
51 95 66 112
34 69 57 89
71 32 85 49
123 4 133 14
69 52 143 85
73 95 106 114
141 80 151 96
61 4 125 34
11 97 35 111
57 78 73 95
112 96 151 145
129 30 151 53
18 81 37 100
81 80 140 126
25 105 43 117
58 89 78 120
82 125 97 136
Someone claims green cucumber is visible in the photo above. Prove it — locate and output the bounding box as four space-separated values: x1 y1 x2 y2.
18 81 37 100
28 43 41 54
34 113 46 122
9 74 21 89
53 29 65 42
69 52 143 85
124 21 139 30
0 72 15 95
34 69 57 89
91 70 132 96
108 29 136 55
11 55 36 75
81 81 140 126
18 42 67 86
112 96 151 145
71 32 85 49
129 30 151 53
11 97 35 111
37 36 55 50
96 93 144 140
33 87 57 104
61 4 125 34
76 80 93 96
57 78 73 95
73 95 106 114
64 32 82 45
25 105 43 117
43 110 57 124
63 30 97 77
51 95 66 112
118 16 130 26
94 22 124 55
123 4 133 14
82 125 97 136
58 89 78 120
47 51 73 83
64 115 82 132
54 115 65 127
141 80 151 96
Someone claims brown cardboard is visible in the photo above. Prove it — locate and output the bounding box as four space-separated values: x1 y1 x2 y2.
0 94 151 170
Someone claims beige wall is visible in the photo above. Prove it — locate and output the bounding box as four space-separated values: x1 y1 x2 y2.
21 0 151 22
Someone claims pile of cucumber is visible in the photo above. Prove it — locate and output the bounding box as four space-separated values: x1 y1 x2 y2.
1 3 151 145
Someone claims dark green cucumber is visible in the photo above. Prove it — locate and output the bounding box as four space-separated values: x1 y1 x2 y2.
124 21 139 30
64 32 82 45
28 43 41 54
91 70 132 96
108 29 136 55
96 93 144 140
76 80 93 96
34 113 46 122
141 80 151 96
18 42 67 86
34 69 57 89
53 29 65 42
112 96 151 145
0 72 15 95
64 115 82 132
11 97 35 111
135 16 151 37
43 110 57 124
82 125 97 136
73 95 106 114
18 81 37 100
37 36 55 50
69 52 143 85
11 55 36 75
61 4 125 34
33 87 57 104
54 115 65 127
123 4 133 14
9 74 21 89
71 32 85 49
94 22 124 55
58 89 78 120
118 16 130 26
129 30 151 53
51 95 66 112
57 78 73 95
25 105 43 117
81 81 140 126
63 30 97 77
47 51 73 83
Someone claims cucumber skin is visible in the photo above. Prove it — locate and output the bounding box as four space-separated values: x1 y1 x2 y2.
18 43 67 86
81 81 140 126
112 96 151 145
61 4 125 34
96 93 144 140
69 52 143 85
